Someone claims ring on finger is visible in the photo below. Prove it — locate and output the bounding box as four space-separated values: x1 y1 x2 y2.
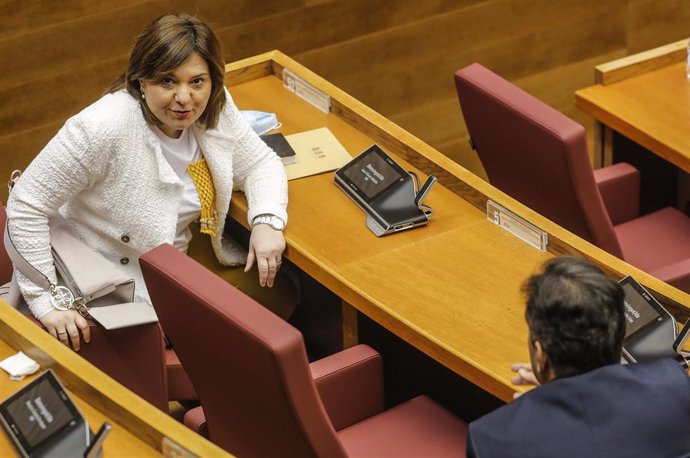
58 331 68 337
276 258 282 264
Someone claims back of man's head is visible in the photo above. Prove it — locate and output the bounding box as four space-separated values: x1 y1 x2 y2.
524 256 625 380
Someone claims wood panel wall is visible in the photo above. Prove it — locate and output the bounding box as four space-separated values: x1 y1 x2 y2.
2 0 689 203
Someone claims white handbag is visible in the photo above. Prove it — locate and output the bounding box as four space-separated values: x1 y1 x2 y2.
1 172 157 329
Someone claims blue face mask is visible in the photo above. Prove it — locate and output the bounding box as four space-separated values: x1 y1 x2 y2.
240 110 281 136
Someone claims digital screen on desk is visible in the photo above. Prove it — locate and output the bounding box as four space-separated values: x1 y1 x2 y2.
0 371 81 452
621 280 663 339
342 150 404 201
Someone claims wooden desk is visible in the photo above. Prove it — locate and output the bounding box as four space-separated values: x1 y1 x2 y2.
224 51 690 402
575 40 690 171
0 301 229 457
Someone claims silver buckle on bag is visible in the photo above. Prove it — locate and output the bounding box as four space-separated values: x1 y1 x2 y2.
48 285 90 317
72 298 90 318
49 284 75 311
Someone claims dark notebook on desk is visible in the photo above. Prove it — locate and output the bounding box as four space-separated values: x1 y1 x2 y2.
261 133 297 165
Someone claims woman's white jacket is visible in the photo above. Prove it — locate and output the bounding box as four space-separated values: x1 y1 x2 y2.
6 89 288 319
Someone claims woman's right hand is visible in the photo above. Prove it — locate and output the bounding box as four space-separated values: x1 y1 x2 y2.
39 309 91 351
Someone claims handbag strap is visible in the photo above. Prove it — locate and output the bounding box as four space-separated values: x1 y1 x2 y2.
4 170 52 290
4 220 54 291
4 170 81 312
4 220 84 312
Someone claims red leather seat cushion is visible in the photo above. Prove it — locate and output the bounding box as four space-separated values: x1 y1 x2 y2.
337 395 467 458
615 207 690 274
184 406 208 437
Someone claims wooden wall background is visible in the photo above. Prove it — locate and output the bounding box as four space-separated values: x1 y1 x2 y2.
2 0 689 204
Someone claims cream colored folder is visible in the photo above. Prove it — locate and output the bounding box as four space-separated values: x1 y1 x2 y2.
284 127 352 180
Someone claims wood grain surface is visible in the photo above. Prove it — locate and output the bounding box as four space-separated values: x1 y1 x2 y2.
577 61 690 173
225 52 690 401
3 0 690 203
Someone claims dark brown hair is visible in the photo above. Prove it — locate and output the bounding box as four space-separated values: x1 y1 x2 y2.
523 256 625 379
108 13 226 130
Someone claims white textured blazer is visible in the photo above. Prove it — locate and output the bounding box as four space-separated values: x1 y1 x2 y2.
7 89 288 318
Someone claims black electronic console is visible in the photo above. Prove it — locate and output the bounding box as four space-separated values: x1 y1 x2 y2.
619 276 687 365
334 144 436 236
0 370 109 458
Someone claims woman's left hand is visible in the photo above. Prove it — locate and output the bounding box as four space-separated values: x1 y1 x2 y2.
245 224 286 287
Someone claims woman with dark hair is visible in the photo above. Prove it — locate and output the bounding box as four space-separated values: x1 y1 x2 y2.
6 13 295 350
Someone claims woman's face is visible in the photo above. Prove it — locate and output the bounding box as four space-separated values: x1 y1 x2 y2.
140 52 212 138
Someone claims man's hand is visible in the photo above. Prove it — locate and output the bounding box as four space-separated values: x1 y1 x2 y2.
245 223 286 287
39 309 91 351
511 362 539 399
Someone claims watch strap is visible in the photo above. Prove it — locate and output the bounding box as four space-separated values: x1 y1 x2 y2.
251 214 285 230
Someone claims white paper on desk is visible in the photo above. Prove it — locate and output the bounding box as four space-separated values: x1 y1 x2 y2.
284 127 352 180
0 351 39 380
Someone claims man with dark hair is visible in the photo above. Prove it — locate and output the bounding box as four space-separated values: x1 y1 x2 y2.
467 256 690 458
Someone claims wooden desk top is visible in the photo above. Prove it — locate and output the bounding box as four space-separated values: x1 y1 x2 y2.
230 74 545 401
225 51 690 401
0 301 230 457
575 42 690 172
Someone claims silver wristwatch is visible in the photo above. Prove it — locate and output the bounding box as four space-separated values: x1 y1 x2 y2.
251 214 285 231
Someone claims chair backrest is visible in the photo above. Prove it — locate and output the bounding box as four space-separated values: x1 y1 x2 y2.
140 244 347 458
454 63 622 258
0 203 14 284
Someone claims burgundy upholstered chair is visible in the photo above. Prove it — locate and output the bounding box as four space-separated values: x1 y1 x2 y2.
455 63 690 293
141 243 468 458
0 202 168 411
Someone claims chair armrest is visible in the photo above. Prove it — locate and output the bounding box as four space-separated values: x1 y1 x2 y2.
594 162 640 225
309 344 384 431
650 259 690 294
183 406 208 438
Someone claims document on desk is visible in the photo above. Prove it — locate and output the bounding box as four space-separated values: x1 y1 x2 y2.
284 127 352 180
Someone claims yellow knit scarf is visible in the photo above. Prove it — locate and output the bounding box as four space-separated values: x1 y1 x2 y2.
187 158 217 236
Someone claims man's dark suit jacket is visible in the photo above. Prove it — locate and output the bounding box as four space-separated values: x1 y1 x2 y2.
467 358 690 458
